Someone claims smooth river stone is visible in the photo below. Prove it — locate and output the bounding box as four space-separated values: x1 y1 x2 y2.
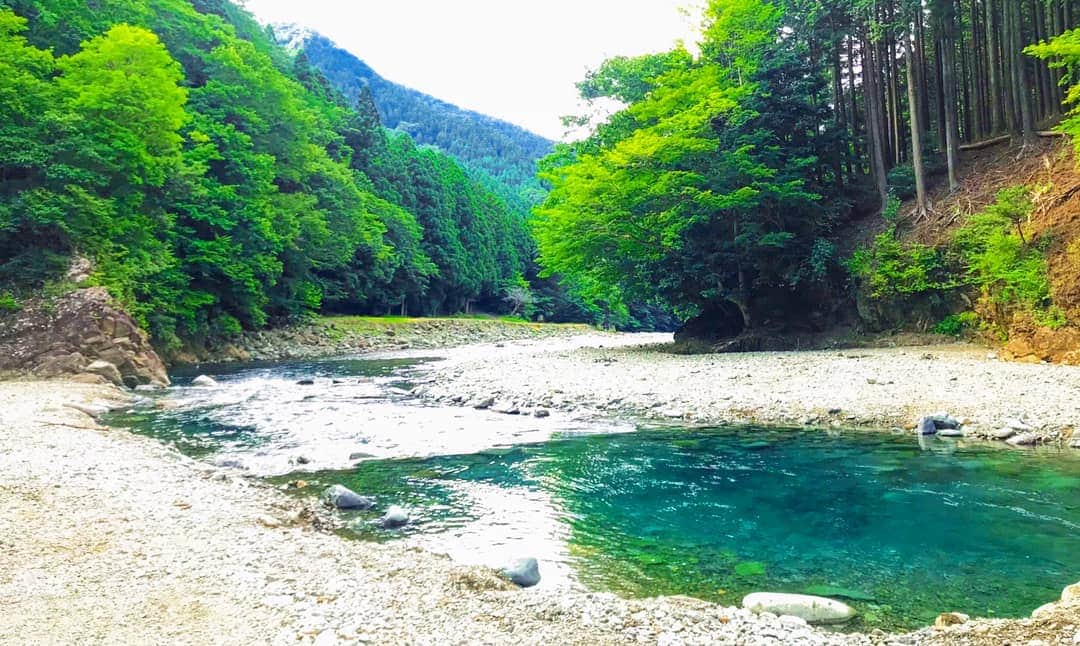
742 592 856 625
323 484 375 510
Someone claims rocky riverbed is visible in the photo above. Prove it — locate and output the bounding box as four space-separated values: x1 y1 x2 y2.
0 380 880 645
417 334 1080 449
2 332 1079 645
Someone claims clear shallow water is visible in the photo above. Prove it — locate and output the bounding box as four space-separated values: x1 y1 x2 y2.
116 356 628 474
113 358 1080 632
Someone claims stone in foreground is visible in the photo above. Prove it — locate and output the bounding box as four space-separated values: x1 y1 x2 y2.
191 375 218 387
501 557 541 588
323 484 375 510
742 592 856 625
379 505 409 528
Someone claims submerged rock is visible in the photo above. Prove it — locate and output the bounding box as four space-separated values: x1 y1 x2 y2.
379 505 409 528
501 557 541 588
742 592 856 625
191 375 217 387
323 484 375 510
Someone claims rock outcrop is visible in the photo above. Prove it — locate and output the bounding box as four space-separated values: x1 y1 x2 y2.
0 287 168 387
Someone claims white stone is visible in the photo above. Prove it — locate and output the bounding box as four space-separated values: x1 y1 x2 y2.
1007 432 1039 447
191 375 217 387
379 505 409 528
741 593 856 625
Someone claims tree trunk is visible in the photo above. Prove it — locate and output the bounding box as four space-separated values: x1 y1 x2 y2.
1002 0 1019 136
864 28 890 210
1011 1 1037 145
956 0 973 141
986 0 1004 133
970 0 987 139
906 26 929 216
941 5 961 191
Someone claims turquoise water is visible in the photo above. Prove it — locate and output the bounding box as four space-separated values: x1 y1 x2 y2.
291 428 1080 631
114 359 1080 631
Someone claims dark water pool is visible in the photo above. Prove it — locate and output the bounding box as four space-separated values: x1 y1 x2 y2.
112 358 1080 631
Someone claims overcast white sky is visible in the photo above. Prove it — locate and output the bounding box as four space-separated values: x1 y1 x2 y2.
241 0 701 140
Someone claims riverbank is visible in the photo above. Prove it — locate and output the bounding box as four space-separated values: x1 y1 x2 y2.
2 334 1078 644
0 380 873 645
168 315 598 365
418 334 1080 448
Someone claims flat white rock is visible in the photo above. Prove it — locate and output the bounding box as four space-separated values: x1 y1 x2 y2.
742 592 856 625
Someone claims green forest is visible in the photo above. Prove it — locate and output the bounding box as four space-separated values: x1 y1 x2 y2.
536 0 1080 342
0 0 614 352
5 0 1080 352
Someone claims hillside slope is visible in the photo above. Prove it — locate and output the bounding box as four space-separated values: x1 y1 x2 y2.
274 25 553 205
849 136 1080 364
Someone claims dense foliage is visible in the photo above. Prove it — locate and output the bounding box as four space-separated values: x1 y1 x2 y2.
534 0 847 327
848 186 1060 334
0 0 572 348
533 0 1077 334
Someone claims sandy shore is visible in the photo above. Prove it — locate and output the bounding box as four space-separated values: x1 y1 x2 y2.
419 334 1080 447
1 333 1078 644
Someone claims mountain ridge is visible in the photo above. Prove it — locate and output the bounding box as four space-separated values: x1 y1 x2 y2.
273 24 553 204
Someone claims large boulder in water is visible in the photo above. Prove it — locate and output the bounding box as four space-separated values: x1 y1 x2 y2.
323 484 375 510
742 592 856 625
674 301 746 345
500 557 541 588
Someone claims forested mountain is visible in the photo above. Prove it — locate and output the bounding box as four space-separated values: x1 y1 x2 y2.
536 0 1080 342
275 26 553 207
0 0 596 351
